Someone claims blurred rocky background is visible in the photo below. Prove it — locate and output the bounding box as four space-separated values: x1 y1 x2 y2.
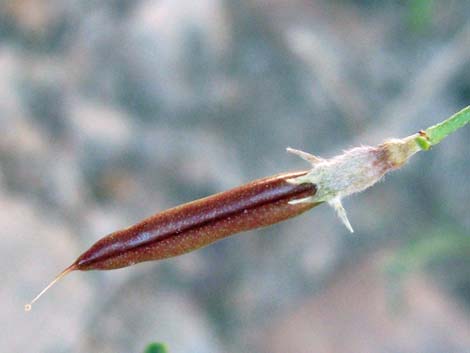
1 1 470 352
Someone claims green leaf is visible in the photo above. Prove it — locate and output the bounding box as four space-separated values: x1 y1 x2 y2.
144 342 169 353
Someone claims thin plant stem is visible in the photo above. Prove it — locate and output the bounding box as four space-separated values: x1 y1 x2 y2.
416 106 470 149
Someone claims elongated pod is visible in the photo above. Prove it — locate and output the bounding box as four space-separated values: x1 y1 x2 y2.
25 106 470 310
77 171 318 270
25 171 317 310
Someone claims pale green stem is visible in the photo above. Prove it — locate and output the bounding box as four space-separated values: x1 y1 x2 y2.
415 106 470 150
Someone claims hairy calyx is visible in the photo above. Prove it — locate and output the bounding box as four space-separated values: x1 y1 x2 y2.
286 134 422 232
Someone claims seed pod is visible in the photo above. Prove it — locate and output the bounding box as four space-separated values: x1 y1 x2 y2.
25 171 318 310
26 106 470 311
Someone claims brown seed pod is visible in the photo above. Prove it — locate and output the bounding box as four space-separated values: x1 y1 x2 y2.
25 171 318 310
29 103 464 311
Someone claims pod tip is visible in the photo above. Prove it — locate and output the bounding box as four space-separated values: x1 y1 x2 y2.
24 264 77 312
